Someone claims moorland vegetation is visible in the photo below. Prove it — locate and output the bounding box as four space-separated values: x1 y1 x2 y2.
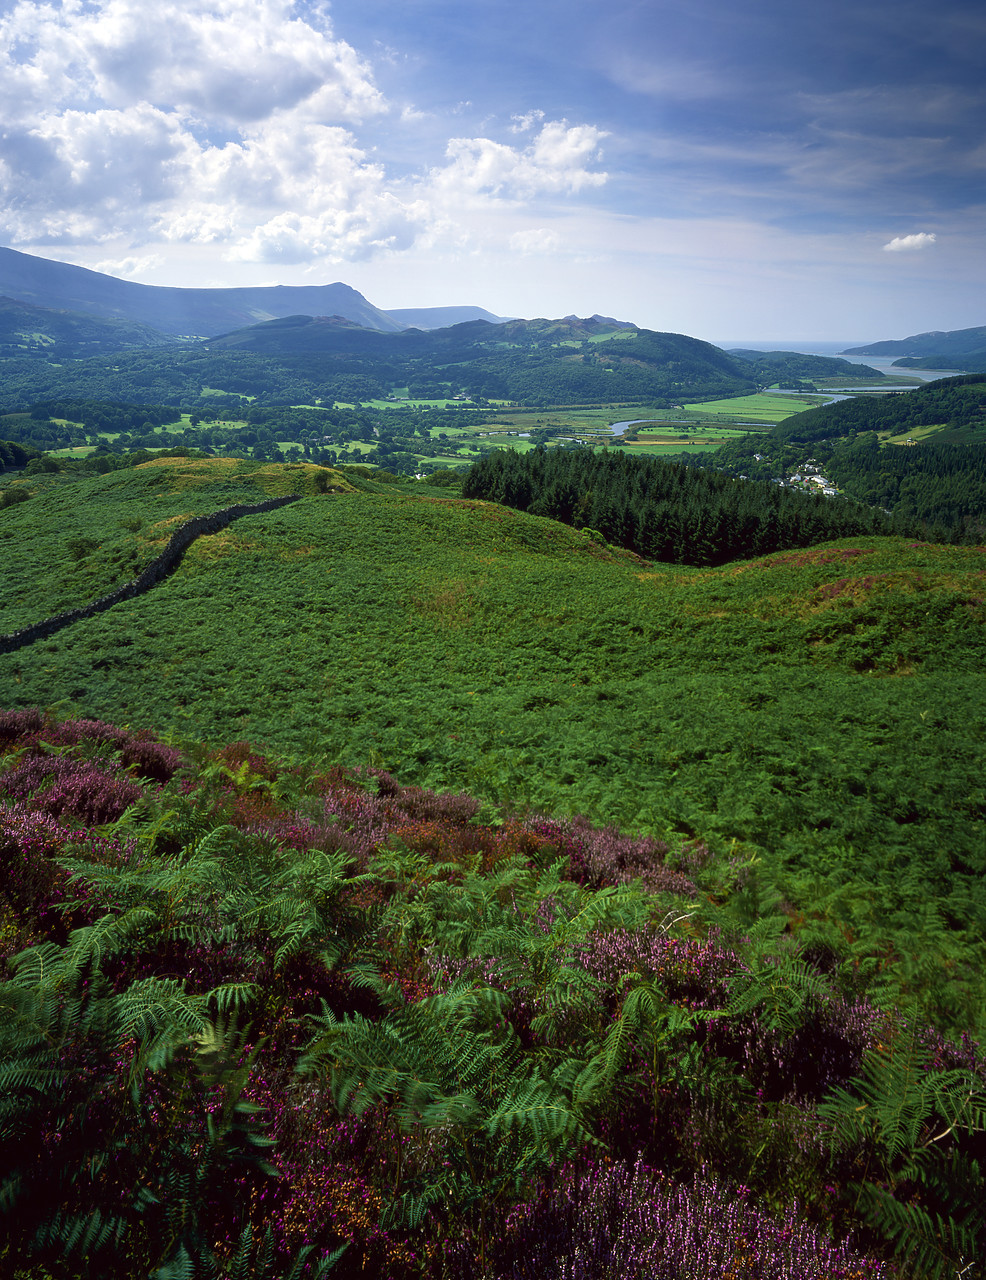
2 293 986 1277
2 701 985 1280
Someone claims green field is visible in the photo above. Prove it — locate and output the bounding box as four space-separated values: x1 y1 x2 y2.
681 391 825 421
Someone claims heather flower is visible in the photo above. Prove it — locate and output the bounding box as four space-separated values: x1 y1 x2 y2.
524 814 698 897
1 753 144 825
493 1157 891 1279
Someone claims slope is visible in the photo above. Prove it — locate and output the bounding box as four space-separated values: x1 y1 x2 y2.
1 459 984 1036
0 295 173 357
844 325 986 358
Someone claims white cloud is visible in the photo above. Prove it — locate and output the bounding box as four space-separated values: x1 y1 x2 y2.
0 0 384 125
883 232 937 252
0 2 613 272
510 109 545 134
92 251 164 278
434 120 608 198
509 228 562 255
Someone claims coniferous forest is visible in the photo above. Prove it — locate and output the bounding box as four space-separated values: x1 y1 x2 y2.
461 447 921 565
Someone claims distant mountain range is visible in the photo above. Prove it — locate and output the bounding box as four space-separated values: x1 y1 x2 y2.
386 305 513 328
0 245 510 340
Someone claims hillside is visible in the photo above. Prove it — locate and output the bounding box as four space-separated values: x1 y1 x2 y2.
728 349 884 383
2 457 986 1278
0 295 173 357
677 375 986 535
769 374 986 445
202 314 756 405
844 325 986 359
893 352 986 373
7 710 983 1279
2 458 984 1023
0 317 756 413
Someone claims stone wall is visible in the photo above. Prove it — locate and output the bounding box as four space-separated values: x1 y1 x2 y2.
0 495 301 655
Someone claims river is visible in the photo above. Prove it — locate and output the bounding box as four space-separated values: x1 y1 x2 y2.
606 351 966 435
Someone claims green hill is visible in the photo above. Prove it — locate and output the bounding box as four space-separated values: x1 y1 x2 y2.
0 294 173 357
844 325 986 358
769 375 986 445
894 351 986 373
202 313 756 406
728 349 884 383
2 458 984 1027
0 314 755 414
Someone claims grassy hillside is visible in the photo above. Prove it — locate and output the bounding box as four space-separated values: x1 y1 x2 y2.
2 458 984 1036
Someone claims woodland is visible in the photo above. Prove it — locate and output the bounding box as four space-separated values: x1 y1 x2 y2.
460 448 922 563
1 448 986 1279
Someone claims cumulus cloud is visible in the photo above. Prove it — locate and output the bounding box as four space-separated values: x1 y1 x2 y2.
883 232 937 252
0 0 384 125
434 120 608 198
0 1 611 269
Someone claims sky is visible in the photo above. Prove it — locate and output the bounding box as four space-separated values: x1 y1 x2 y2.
0 0 983 343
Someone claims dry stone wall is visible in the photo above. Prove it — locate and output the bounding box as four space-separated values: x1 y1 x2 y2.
0 495 301 655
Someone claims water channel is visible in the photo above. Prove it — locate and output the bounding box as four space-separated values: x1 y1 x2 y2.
605 355 965 433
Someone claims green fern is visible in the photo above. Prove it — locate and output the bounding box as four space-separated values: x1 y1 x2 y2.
303 973 593 1231
819 1027 986 1278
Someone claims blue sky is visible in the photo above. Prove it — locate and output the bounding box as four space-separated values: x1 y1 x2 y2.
0 0 982 341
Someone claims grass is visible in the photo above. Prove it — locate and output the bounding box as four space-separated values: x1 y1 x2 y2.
2 459 985 1039
681 392 826 421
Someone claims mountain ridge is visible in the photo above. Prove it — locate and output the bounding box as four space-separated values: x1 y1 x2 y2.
0 245 405 337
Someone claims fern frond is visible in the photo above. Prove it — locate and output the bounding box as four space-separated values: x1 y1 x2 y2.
64 908 159 972
856 1181 977 1280
485 1076 595 1154
33 1207 127 1258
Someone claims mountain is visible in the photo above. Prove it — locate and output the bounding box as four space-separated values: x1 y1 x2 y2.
201 312 755 404
843 325 986 358
0 245 404 337
0 294 173 357
384 304 513 328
